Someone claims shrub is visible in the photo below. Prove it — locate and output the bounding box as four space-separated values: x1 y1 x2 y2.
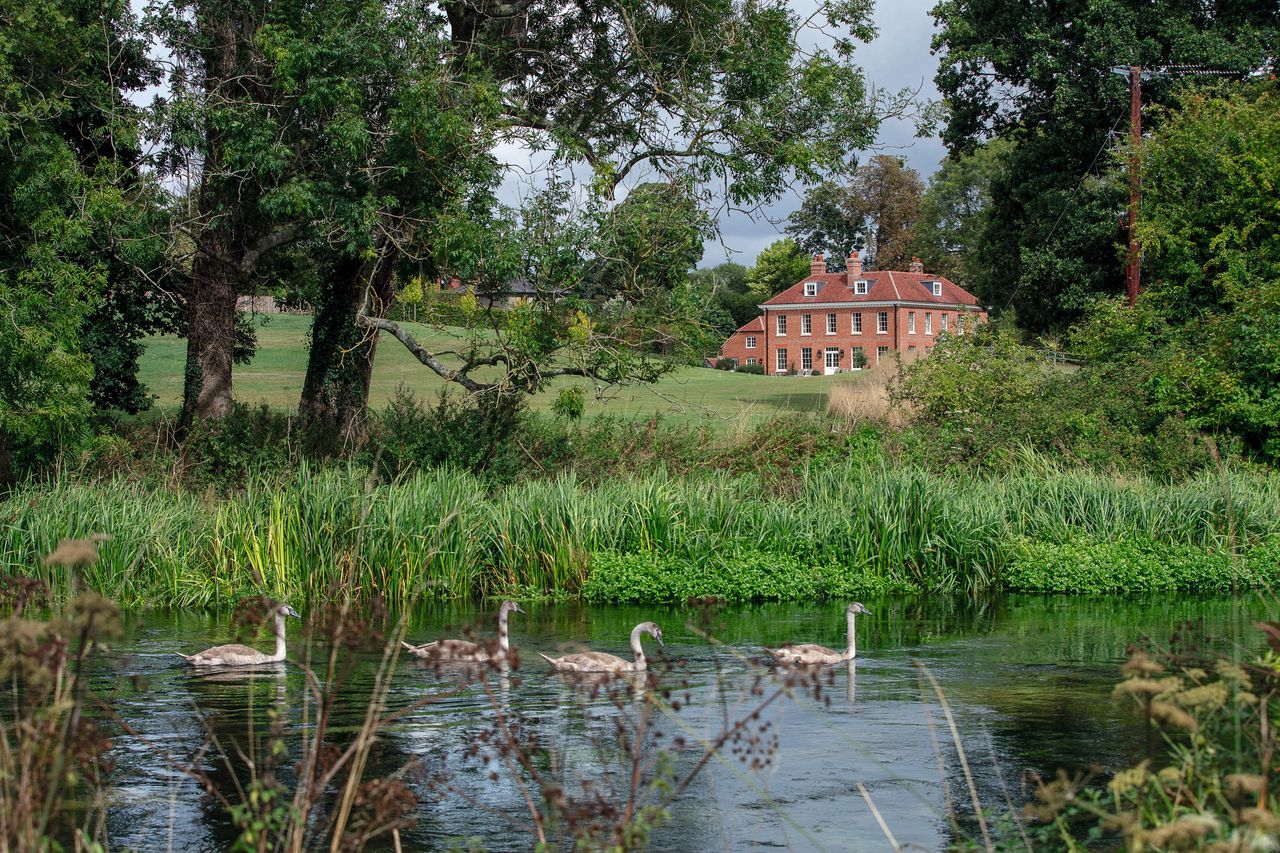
713 357 736 370
181 403 297 488
734 363 764 375
367 386 524 482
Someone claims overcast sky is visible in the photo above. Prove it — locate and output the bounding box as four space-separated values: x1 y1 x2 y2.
703 0 946 268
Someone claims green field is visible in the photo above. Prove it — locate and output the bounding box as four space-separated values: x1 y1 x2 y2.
137 313 879 423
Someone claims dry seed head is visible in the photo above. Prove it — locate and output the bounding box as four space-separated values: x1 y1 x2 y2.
1137 813 1221 848
1150 699 1199 731
1114 678 1172 698
1216 661 1253 689
1238 807 1280 833
1109 763 1152 795
1177 682 1230 710
42 535 110 568
1158 766 1185 787
1122 651 1165 677
1225 774 1267 801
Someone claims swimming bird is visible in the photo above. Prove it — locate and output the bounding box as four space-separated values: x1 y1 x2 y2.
538 621 664 673
402 600 525 662
766 603 870 666
177 603 300 667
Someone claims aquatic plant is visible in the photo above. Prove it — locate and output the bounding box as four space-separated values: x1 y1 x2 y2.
1 461 1277 607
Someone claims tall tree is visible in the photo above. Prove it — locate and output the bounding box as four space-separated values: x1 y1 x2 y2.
151 0 301 428
359 1 885 404
848 155 923 271
786 155 923 272
746 238 810 299
785 180 865 268
0 0 161 479
911 139 1009 288
931 0 1280 333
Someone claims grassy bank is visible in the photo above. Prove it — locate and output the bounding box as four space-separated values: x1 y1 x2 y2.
136 313 879 425
3 460 1278 608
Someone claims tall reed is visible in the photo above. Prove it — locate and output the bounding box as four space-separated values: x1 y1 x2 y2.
2 459 1277 607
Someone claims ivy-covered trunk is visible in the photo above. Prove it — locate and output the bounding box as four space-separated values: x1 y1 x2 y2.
299 254 395 442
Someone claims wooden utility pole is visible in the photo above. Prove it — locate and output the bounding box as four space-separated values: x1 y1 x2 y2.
1125 65 1142 307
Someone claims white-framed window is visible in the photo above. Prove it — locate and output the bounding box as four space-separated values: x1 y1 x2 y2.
825 348 840 370
908 312 916 334
854 280 869 295
852 312 862 334
957 315 965 335
925 313 933 335
801 347 813 371
931 281 942 296
826 313 837 334
776 348 788 372
941 314 949 333
731 357 740 366
877 311 889 334
746 357 757 366
745 335 757 349
776 314 787 335
804 281 818 296
851 346 865 368
801 314 812 335
876 345 889 363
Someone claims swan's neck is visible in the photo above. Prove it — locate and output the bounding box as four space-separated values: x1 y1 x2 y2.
272 613 288 662
630 624 647 668
843 611 857 660
498 608 510 653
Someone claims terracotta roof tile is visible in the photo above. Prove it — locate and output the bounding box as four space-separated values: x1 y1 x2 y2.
762 270 979 307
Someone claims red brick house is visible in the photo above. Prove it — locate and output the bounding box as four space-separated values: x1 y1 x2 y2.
718 252 987 374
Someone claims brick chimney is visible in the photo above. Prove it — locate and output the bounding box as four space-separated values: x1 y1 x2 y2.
909 257 924 274
846 250 862 284
809 253 827 277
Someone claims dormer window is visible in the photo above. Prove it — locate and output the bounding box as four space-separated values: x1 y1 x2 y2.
927 281 942 297
804 281 819 297
854 280 869 295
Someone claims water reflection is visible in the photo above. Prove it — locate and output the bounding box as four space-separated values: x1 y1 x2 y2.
92 593 1262 852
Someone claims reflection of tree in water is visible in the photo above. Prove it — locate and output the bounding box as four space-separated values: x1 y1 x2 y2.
184 664 289 849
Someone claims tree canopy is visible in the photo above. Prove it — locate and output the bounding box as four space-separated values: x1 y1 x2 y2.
930 0 1280 333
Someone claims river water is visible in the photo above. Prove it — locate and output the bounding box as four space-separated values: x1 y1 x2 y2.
86 594 1260 851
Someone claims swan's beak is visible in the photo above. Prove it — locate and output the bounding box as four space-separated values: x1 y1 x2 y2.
282 604 301 619
655 632 664 647
512 602 526 615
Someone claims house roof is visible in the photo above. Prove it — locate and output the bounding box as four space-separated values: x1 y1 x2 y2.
732 316 765 334
763 270 979 308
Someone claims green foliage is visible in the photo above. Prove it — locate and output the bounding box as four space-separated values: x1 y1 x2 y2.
931 0 1280 332
735 364 765 375
5 455 1278 607
785 180 864 266
584 550 918 604
895 322 1210 476
0 0 163 476
370 387 522 481
746 238 810 298
911 139 1010 289
1128 85 1280 461
550 385 586 421
1004 536 1278 594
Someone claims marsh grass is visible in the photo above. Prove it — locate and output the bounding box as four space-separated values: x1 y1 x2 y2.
3 460 1278 607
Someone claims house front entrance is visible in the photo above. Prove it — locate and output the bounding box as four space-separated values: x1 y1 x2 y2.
824 348 840 375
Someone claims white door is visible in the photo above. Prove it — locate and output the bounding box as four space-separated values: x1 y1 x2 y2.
824 348 840 375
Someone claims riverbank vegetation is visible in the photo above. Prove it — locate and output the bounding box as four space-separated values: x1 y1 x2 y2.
4 453 1277 609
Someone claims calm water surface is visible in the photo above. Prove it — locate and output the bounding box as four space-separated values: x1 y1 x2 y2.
90 595 1260 851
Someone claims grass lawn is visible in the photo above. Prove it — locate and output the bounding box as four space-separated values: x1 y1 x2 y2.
137 313 881 424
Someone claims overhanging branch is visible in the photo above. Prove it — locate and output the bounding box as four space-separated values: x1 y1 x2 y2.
355 314 495 393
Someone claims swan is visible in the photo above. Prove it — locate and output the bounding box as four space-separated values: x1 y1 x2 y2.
177 603 300 667
767 602 870 666
539 621 663 673
402 600 524 662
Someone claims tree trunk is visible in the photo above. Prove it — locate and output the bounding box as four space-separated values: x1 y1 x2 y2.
299 253 395 443
177 0 262 429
